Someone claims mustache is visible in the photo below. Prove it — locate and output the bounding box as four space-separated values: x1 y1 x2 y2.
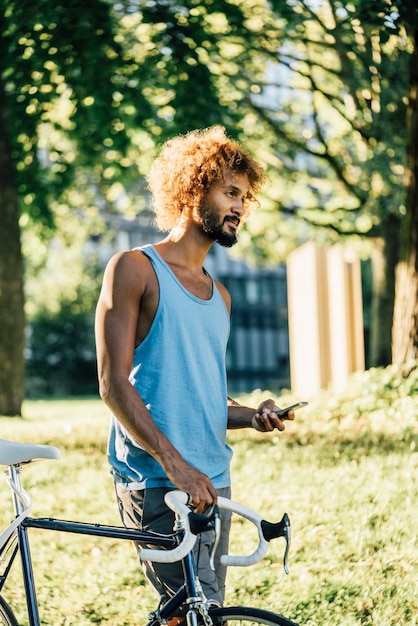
224 215 240 226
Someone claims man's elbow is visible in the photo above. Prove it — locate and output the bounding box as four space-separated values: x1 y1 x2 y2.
98 369 130 406
97 373 116 405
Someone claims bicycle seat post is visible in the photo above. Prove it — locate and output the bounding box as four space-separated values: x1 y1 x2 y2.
6 464 42 626
8 465 25 517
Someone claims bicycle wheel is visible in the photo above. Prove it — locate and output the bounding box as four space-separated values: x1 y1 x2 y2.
0 596 19 626
209 605 299 626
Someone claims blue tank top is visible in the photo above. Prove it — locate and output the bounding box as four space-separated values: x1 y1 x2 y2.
107 244 233 489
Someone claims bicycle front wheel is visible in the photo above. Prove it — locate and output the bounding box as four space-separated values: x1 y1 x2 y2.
209 605 299 626
0 596 19 626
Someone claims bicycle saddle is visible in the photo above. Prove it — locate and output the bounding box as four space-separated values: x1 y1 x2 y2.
0 439 61 466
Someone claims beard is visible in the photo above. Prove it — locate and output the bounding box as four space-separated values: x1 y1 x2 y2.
199 203 238 248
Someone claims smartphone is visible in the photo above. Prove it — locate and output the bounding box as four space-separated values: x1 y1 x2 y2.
271 401 308 416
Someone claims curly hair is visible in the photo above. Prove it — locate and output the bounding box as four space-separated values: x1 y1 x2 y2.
147 125 265 232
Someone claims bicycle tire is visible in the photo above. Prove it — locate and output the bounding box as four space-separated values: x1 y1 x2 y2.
0 596 19 626
209 605 300 626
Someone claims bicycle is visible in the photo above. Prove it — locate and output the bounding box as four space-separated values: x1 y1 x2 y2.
0 438 300 626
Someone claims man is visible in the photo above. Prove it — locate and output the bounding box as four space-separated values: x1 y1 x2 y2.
95 125 295 611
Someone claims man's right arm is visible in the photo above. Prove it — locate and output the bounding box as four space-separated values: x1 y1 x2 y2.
94 251 217 512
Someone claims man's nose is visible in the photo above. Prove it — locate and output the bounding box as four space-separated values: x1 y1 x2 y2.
231 198 245 215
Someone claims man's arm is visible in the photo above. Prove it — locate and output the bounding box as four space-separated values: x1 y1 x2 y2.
95 251 217 512
227 396 295 432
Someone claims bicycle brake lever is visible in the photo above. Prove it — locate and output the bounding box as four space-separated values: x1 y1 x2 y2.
261 512 291 574
283 518 290 575
187 505 220 572
209 507 221 571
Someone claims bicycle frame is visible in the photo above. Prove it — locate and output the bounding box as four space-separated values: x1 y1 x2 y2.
0 440 293 626
1 465 199 626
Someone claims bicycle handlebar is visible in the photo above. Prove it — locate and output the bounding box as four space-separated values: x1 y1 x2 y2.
217 497 273 567
139 491 290 572
139 491 197 564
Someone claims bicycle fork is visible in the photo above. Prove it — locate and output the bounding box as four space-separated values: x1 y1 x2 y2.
8 466 42 626
148 520 214 626
182 551 212 626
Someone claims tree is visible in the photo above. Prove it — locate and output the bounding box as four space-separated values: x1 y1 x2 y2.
0 0 168 415
392 25 418 366
131 0 418 366
222 0 415 367
0 1 120 414
0 0 264 415
0 77 24 415
135 0 416 368
2 0 416 416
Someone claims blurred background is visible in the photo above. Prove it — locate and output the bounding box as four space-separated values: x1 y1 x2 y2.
1 0 417 413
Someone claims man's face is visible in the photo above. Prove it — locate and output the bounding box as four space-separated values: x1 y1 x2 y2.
198 170 250 248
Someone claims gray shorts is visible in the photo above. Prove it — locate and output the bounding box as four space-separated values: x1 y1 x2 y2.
114 484 232 607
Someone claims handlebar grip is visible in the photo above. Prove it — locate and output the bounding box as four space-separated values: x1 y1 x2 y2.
217 497 269 567
139 491 197 563
139 531 196 563
220 542 269 567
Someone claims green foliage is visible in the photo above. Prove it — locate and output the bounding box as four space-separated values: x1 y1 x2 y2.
2 0 265 228
2 1 119 222
244 0 411 232
22 201 103 396
2 0 417 417
2 0 416 253
0 364 417 624
9 0 413 258
25 304 98 397
351 0 418 32
239 360 418 448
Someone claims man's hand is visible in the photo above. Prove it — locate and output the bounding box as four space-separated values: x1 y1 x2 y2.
165 460 218 514
252 399 296 432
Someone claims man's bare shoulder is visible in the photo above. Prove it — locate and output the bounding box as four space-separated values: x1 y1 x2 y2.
102 249 156 294
105 248 152 275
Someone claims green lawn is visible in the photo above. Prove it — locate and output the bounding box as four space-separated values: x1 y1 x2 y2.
0 364 417 625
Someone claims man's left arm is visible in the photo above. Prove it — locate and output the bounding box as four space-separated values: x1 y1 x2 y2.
227 397 295 432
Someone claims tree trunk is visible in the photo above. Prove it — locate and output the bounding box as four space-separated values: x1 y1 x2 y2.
368 214 400 367
0 78 25 416
392 29 418 367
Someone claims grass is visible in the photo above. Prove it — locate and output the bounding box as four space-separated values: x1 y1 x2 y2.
0 363 417 625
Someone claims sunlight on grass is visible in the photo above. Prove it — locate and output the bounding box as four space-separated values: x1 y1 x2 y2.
0 364 417 625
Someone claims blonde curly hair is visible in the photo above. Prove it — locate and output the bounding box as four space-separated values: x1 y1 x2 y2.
147 126 265 232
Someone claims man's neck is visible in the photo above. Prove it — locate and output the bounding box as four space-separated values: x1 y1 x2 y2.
155 225 213 272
